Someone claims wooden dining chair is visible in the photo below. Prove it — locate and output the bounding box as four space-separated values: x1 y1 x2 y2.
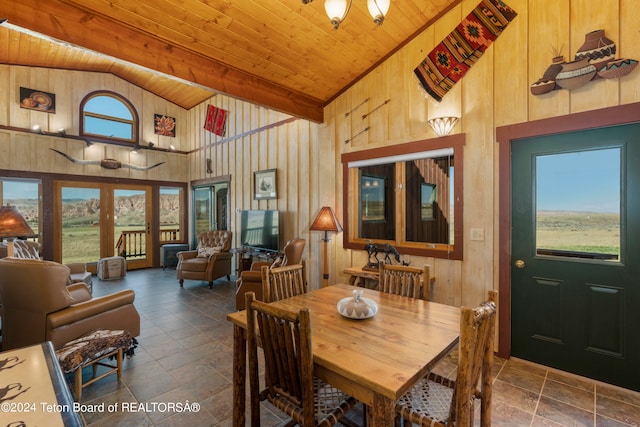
378 263 430 300
245 291 358 427
261 262 307 303
394 290 497 427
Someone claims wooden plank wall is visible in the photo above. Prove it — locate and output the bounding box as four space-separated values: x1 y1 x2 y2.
0 65 188 183
320 0 640 308
1 0 639 307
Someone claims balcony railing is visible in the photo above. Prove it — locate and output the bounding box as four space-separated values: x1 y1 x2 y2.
116 228 180 259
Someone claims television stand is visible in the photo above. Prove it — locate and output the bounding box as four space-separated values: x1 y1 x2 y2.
232 247 281 274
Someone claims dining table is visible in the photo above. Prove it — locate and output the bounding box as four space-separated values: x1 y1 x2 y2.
226 283 461 427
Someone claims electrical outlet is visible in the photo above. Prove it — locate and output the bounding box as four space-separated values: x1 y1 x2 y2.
470 228 485 241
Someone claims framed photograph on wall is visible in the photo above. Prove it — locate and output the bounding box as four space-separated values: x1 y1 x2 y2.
254 169 277 200
20 87 56 113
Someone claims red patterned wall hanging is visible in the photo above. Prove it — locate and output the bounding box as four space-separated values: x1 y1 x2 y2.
414 0 518 102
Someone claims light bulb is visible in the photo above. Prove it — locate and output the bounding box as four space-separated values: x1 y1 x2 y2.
367 0 390 25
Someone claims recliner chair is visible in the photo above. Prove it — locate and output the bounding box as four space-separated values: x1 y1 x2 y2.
235 238 305 310
176 230 233 288
0 257 140 351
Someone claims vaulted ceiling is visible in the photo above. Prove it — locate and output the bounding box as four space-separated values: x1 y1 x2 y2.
2 0 461 122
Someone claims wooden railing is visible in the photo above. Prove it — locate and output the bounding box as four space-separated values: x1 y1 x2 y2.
116 228 180 259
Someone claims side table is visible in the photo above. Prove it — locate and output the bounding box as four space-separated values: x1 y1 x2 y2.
343 266 380 289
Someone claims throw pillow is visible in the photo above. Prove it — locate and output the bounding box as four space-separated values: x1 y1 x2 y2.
197 245 223 258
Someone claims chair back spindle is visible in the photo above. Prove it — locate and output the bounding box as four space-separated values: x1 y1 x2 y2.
379 263 430 300
262 263 307 303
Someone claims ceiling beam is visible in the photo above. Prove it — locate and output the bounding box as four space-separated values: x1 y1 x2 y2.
3 0 324 122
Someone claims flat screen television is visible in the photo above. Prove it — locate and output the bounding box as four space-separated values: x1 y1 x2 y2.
239 210 280 252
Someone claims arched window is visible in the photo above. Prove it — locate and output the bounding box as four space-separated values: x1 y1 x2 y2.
80 91 138 143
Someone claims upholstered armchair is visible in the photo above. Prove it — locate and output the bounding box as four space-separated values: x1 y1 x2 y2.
235 238 305 310
176 230 233 288
0 257 140 351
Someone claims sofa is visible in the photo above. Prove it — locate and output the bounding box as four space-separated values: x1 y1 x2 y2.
235 238 305 310
176 230 233 288
0 257 140 351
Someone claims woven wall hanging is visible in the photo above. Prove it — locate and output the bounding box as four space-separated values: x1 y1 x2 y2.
414 0 517 102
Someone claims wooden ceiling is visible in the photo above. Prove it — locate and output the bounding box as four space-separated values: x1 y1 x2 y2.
2 0 460 122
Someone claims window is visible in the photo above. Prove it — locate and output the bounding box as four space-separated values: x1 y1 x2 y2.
0 178 41 240
80 91 138 143
342 135 464 260
159 187 184 243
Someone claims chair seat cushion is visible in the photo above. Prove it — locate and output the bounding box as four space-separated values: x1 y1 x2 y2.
56 329 133 373
181 257 210 272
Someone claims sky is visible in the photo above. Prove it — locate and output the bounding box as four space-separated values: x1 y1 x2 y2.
536 147 620 214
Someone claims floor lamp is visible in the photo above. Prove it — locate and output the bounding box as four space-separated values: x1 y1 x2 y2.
0 204 35 257
310 206 342 287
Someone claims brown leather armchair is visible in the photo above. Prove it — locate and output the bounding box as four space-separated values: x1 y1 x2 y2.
235 238 305 310
0 257 140 351
176 230 233 288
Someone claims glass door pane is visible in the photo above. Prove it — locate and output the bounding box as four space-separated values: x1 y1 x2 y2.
60 186 101 264
114 188 149 266
194 187 212 238
536 148 621 261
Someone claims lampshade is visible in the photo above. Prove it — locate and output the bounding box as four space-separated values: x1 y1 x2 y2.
428 116 459 137
324 0 350 29
367 0 390 25
310 206 343 233
0 204 35 238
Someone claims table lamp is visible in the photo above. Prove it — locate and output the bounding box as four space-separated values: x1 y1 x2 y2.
0 204 35 257
310 206 342 287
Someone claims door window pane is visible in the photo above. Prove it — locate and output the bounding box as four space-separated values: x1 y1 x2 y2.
114 189 147 260
536 148 621 261
61 187 101 264
160 187 182 242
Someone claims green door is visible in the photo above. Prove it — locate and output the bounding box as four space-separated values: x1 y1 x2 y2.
511 123 640 391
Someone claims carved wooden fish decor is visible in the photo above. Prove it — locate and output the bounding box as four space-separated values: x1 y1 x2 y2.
50 149 164 171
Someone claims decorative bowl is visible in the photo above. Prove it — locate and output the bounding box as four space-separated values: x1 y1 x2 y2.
337 289 378 320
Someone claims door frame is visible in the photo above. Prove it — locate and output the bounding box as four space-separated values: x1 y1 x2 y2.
496 101 640 359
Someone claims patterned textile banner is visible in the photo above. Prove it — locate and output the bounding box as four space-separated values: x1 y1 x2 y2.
204 105 228 136
414 0 517 102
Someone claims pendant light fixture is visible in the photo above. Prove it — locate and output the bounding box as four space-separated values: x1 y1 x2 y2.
302 0 390 29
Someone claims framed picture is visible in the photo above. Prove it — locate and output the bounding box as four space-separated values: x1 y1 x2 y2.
254 169 277 200
20 87 56 113
154 114 176 137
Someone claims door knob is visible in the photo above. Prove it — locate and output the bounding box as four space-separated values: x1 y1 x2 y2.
515 259 525 269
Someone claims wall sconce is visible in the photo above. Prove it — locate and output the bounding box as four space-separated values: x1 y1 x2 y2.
57 128 66 136
32 125 45 135
310 206 343 287
85 140 94 148
428 116 459 137
168 144 176 152
148 141 154 148
303 0 390 30
131 145 141 154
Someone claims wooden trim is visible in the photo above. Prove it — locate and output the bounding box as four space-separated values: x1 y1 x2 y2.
495 102 640 359
341 133 464 260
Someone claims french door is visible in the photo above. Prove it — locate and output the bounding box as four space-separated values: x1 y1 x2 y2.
54 181 153 270
511 124 640 391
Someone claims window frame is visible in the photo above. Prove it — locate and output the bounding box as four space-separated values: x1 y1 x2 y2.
341 134 464 260
79 90 139 144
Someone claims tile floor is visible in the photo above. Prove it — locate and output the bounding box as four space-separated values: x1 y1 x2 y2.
73 268 639 426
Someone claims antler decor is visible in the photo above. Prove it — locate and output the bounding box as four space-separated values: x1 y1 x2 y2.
50 149 164 171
